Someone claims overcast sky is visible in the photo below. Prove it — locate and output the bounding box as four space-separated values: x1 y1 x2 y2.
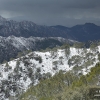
0 0 100 27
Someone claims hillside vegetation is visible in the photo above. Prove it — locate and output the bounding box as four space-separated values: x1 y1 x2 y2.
0 43 100 100
19 63 100 100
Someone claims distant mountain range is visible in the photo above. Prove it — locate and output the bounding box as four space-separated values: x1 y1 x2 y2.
0 15 100 63
0 16 69 38
51 23 100 42
0 16 100 42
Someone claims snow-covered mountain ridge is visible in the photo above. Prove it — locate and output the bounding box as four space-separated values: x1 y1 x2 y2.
0 36 75 63
3 36 74 50
0 45 100 99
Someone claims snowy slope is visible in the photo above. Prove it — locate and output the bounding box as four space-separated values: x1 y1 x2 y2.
0 35 77 63
0 36 74 50
0 46 100 99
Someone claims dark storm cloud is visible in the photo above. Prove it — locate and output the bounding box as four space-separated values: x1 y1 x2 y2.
0 0 100 26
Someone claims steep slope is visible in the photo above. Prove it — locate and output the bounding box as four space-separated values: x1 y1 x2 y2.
0 45 100 99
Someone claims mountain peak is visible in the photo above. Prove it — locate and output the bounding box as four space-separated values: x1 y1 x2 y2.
84 23 97 26
0 15 7 21
0 15 7 25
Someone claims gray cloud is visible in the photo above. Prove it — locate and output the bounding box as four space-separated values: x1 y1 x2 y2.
0 0 100 26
